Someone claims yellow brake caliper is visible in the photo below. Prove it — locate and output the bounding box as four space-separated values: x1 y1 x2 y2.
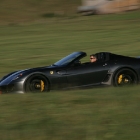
41 80 45 92
118 75 123 84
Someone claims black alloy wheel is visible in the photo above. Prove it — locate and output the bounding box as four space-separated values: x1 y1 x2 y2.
114 68 138 87
25 75 49 93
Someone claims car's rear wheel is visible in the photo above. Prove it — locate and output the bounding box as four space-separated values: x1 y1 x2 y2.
25 74 50 93
114 68 138 87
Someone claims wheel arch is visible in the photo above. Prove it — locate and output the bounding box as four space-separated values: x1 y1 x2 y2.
112 66 139 85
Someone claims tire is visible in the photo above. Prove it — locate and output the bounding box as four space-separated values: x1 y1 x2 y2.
113 68 138 87
25 74 50 93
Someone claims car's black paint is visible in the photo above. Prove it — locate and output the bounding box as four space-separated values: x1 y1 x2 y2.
0 51 140 93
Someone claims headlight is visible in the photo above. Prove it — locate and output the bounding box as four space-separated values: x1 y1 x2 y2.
12 73 23 81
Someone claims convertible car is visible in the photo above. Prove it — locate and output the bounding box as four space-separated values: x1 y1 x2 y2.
0 51 140 94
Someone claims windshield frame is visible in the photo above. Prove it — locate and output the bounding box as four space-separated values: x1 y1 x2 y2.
53 52 86 66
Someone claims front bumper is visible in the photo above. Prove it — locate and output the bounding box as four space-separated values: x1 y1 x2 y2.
0 81 25 94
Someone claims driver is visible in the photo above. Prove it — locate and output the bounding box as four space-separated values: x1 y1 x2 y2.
90 54 97 63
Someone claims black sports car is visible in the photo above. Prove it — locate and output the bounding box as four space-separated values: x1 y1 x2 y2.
0 51 140 94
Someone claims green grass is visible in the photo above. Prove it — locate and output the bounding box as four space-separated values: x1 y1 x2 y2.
0 11 140 139
0 87 140 140
0 11 140 75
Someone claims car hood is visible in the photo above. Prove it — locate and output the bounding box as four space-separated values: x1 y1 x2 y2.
0 65 55 85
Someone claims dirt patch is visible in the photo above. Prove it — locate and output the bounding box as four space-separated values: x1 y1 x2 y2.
79 0 140 14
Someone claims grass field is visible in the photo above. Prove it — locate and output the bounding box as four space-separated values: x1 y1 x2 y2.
0 87 140 140
0 0 81 23
0 10 140 139
0 11 140 75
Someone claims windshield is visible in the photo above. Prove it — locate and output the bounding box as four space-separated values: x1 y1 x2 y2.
53 52 82 66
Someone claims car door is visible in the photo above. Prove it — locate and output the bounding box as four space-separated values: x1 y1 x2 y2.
66 61 110 87
47 68 68 89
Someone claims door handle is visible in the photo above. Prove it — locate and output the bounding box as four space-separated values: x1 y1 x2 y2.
56 70 66 75
103 63 107 66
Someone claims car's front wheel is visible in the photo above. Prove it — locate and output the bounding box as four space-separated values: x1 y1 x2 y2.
113 68 138 87
25 74 50 93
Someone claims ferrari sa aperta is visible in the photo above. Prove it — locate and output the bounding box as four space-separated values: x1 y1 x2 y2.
0 51 140 93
